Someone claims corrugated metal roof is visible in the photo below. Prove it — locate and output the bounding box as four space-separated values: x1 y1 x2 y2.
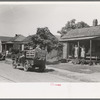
61 25 100 40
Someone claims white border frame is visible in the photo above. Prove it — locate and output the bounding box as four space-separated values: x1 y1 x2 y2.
0 1 100 98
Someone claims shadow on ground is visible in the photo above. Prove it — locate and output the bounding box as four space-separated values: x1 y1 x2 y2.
17 67 55 73
43 68 55 73
17 68 24 71
46 60 60 65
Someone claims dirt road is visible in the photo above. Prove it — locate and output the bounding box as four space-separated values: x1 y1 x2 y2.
0 61 77 82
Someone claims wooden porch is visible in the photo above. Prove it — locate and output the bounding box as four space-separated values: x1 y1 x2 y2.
62 37 100 65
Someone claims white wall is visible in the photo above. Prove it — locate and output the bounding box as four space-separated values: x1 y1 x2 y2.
63 42 69 59
0 40 2 53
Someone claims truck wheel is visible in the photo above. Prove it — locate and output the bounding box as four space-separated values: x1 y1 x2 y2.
32 65 35 71
39 64 46 72
89 61 93 66
12 61 17 69
24 64 28 72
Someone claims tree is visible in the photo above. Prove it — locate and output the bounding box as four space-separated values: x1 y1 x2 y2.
32 27 59 53
75 21 90 28
58 19 90 37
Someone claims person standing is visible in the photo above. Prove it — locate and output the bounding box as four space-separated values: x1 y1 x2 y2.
6 50 8 57
72 44 75 58
74 45 78 58
81 45 86 59
35 44 41 59
35 44 41 52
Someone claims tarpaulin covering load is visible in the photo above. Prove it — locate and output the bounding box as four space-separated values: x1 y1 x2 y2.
35 50 46 60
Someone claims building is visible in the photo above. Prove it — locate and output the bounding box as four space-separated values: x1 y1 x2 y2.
0 36 13 52
60 19 100 63
8 34 26 51
22 34 61 59
22 35 35 50
0 34 26 52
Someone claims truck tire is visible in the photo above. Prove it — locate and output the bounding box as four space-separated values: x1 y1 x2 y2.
39 60 46 72
39 65 45 72
89 61 93 66
24 64 28 72
12 60 17 69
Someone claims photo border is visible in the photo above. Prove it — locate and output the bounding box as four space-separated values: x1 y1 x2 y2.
0 0 100 99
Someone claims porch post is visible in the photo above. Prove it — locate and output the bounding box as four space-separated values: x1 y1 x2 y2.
5 44 7 51
90 39 92 63
77 41 80 58
63 42 69 59
67 42 69 59
22 44 24 51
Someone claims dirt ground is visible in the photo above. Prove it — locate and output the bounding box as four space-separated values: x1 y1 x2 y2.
47 59 100 82
4 58 100 82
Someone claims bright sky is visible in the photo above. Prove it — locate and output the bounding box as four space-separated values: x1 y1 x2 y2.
0 2 100 37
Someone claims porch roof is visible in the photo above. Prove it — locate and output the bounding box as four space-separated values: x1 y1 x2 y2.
9 35 25 42
60 25 100 41
0 36 13 42
60 36 100 41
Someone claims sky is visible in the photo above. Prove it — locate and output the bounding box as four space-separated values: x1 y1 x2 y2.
0 2 100 37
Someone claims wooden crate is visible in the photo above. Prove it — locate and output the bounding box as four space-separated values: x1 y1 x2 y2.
26 50 35 59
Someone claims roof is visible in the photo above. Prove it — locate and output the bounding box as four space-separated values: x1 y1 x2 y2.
0 36 13 42
61 25 100 41
23 33 59 43
60 36 99 41
22 35 34 43
9 34 25 42
54 35 61 41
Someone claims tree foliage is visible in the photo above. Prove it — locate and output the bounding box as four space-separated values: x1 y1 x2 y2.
32 27 60 53
76 21 90 28
58 19 90 37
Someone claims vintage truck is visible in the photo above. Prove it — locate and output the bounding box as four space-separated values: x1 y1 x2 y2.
12 49 46 72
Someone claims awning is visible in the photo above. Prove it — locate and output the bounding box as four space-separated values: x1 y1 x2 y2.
60 36 99 42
